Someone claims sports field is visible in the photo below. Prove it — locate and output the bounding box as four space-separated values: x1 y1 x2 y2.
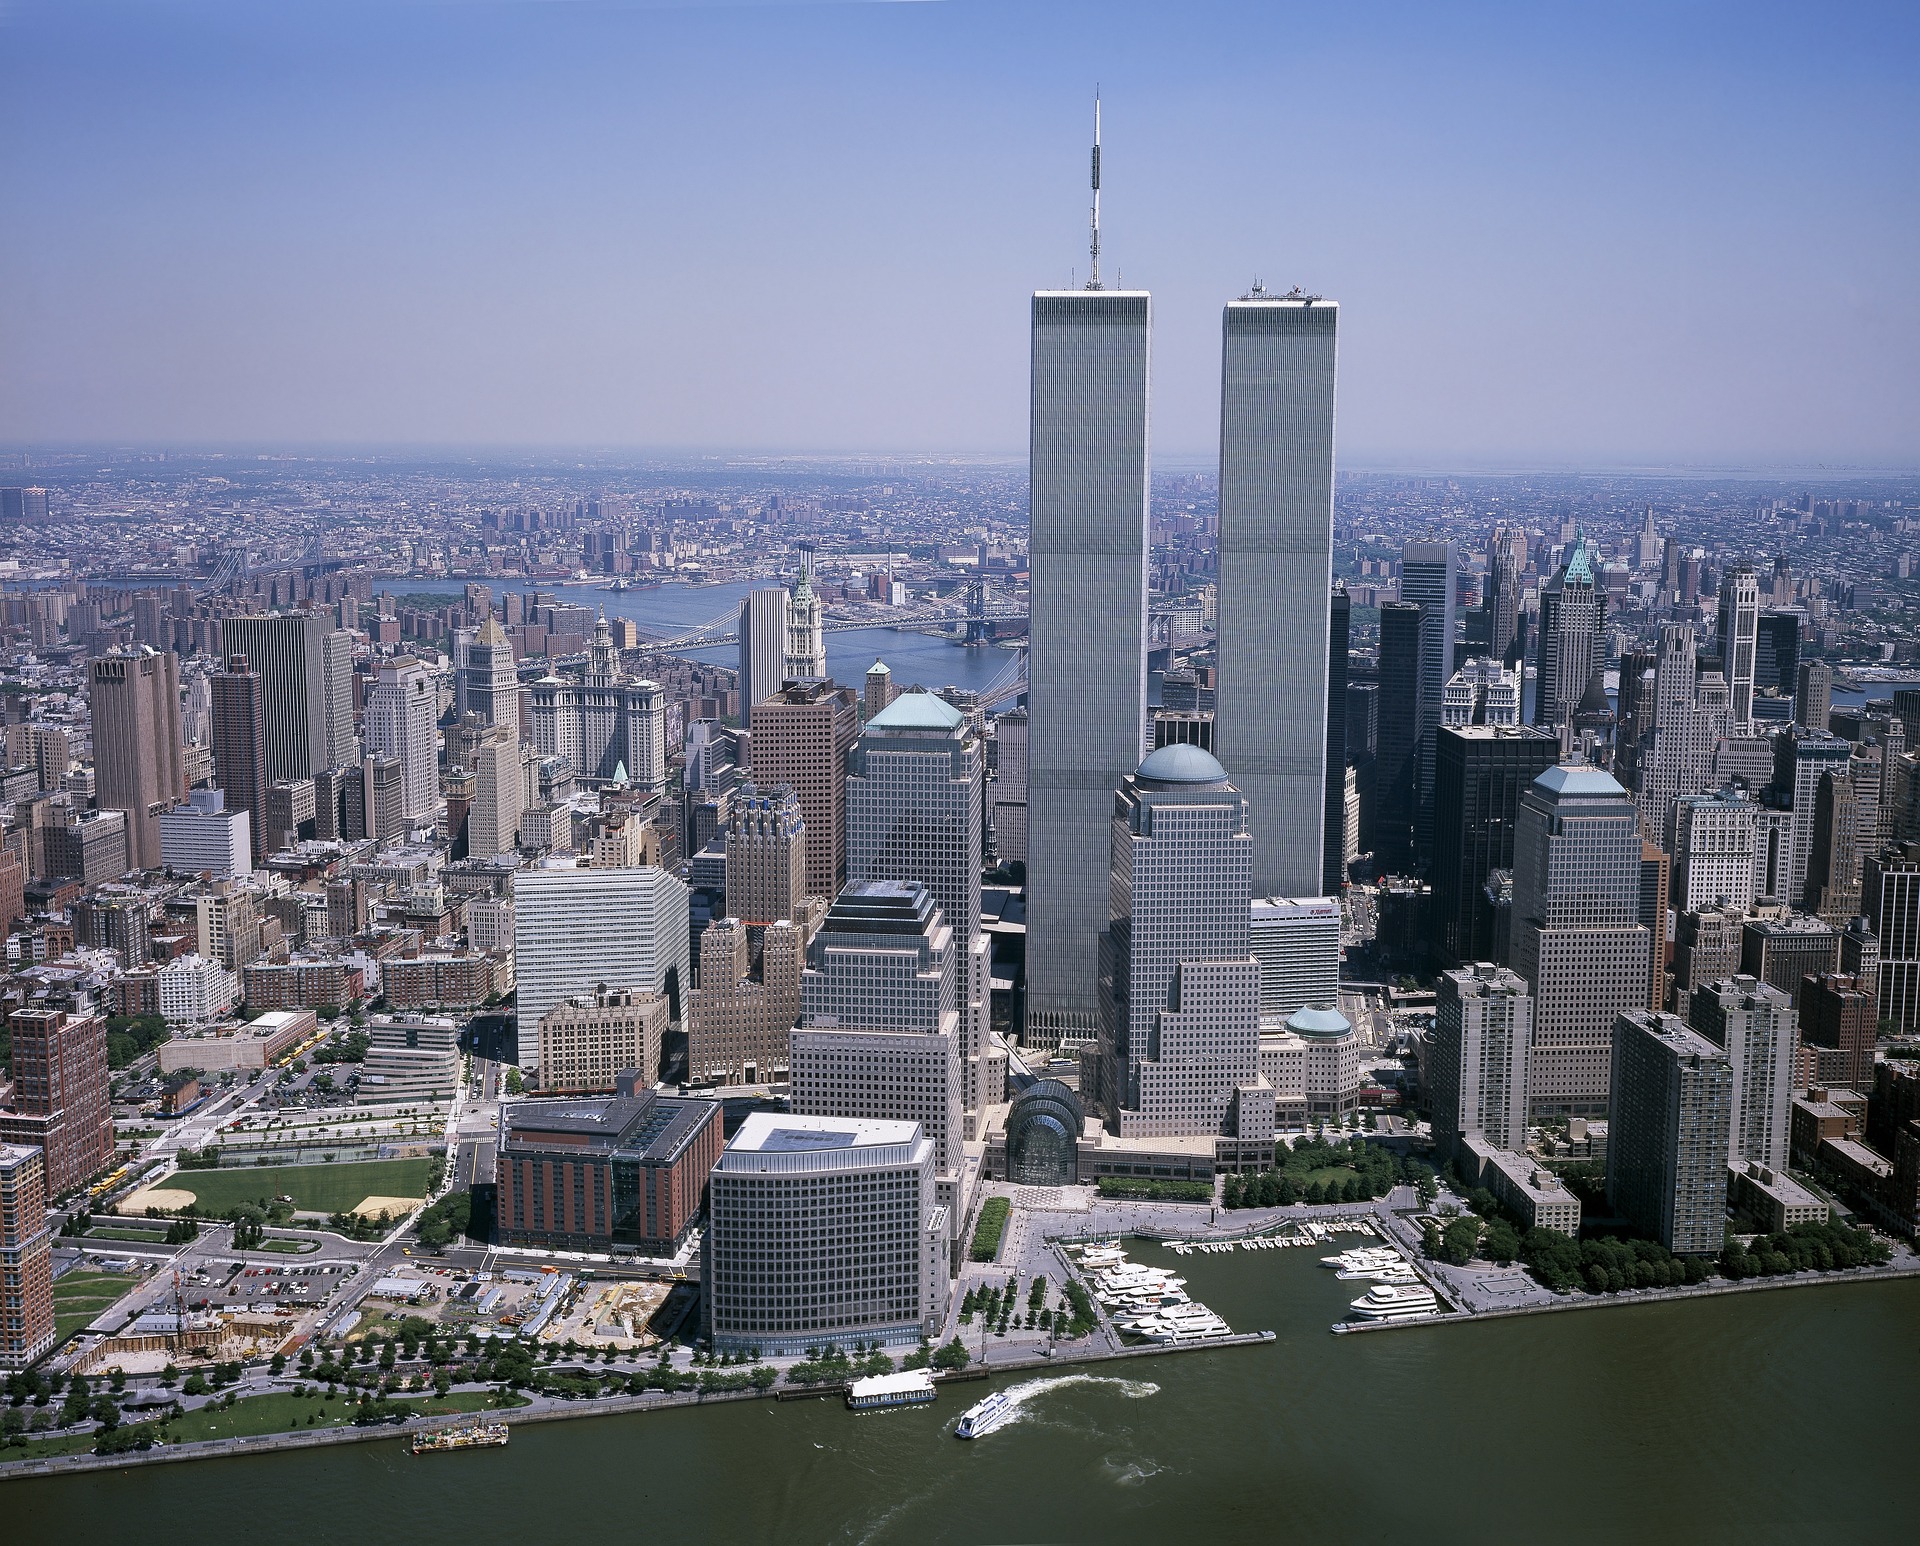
127 1159 435 1218
53 1270 143 1340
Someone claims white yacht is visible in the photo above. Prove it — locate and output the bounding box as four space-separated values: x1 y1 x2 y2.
1348 1283 1441 1321
955 1389 1018 1440
1321 1247 1401 1271
1131 1304 1233 1342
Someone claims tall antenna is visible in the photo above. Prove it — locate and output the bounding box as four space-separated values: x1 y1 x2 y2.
1087 91 1102 291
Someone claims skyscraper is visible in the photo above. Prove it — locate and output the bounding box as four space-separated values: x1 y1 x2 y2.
749 680 859 902
513 864 690 1071
0 1008 113 1198
1248 896 1343 1019
1214 287 1337 899
1098 745 1265 1141
1533 534 1605 733
0 1144 54 1369
1432 964 1532 1163
1863 841 1920 1033
1025 284 1151 1044
1510 764 1652 1118
1488 525 1526 664
462 617 521 744
783 550 826 682
1606 1010 1732 1255
221 612 358 780
1375 600 1431 873
724 783 809 926
87 647 185 872
210 655 268 861
790 881 962 1216
469 724 525 862
989 707 1029 867
1687 976 1793 1172
1401 540 1457 863
845 692 998 1122
1323 583 1351 894
1716 567 1760 728
1668 787 1759 913
736 586 790 719
365 657 439 823
1429 724 1560 966
1775 728 1852 910
1796 659 1832 735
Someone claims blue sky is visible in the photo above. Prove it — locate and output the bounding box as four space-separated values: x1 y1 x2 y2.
2 0 1916 465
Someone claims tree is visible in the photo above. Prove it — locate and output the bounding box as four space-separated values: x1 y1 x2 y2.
1483 1219 1521 1264
1441 1217 1480 1266
932 1339 971 1372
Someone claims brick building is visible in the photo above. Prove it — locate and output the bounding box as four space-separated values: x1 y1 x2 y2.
0 1008 114 1198
495 1079 721 1255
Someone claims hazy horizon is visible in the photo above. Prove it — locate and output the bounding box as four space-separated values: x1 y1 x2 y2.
4 0 1917 465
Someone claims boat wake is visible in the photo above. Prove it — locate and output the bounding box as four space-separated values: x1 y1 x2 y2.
958 1373 1158 1439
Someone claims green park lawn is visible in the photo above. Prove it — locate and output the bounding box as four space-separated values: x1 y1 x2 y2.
52 1271 142 1340
83 1226 172 1244
259 1236 319 1254
159 1159 436 1216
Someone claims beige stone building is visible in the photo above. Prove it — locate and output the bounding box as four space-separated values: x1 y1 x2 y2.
537 986 671 1094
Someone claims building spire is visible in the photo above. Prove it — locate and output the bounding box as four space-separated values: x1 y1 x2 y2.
1086 91 1102 291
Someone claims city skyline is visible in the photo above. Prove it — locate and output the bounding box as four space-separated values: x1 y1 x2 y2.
3 1 1917 465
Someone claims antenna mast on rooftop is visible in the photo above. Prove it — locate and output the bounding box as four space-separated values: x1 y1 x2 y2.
1087 92 1102 291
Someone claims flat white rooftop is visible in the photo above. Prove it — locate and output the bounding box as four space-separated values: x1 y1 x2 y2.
727 1111 921 1154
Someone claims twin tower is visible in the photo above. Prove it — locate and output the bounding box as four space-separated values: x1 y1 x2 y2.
1026 284 1338 1046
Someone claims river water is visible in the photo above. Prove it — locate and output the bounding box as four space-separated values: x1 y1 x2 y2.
12 1246 1915 1543
398 579 1023 703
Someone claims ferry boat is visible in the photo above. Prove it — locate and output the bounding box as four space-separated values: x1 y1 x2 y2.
846 1369 936 1411
411 1421 509 1454
1347 1283 1441 1321
955 1388 1018 1440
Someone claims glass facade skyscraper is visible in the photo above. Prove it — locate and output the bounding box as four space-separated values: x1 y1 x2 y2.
1025 288 1151 1045
1214 292 1337 899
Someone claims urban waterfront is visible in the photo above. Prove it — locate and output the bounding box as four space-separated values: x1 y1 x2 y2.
11 1246 1917 1544
400 578 1023 703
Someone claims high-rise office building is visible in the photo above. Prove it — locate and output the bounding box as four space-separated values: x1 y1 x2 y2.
1098 745 1268 1142
365 656 439 823
1756 610 1801 703
1774 728 1852 909
783 551 827 682
1375 600 1431 874
513 863 690 1071
1401 540 1457 864
1026 285 1151 1045
704 1113 946 1357
158 788 251 878
1431 964 1532 1163
0 1008 113 1198
1863 841 1920 1033
220 613 358 781
1797 660 1832 734
1806 769 1863 922
1668 787 1758 913
736 586 790 719
1430 725 1559 966
749 680 858 902
469 725 525 861
1640 842 1671 1014
1688 976 1793 1171
989 706 1029 867
791 881 961 1212
529 617 667 793
0 1144 55 1369
1716 567 1761 728
1636 624 1728 839
462 617 520 744
1214 288 1337 899
87 647 186 872
1248 896 1342 1019
1534 534 1605 733
1739 915 1840 1011
1488 524 1526 663
210 655 267 859
1606 1010 1733 1255
725 783 809 926
1442 658 1522 728
1321 583 1351 893
845 692 998 1124
688 915 809 1087
1510 764 1652 1118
